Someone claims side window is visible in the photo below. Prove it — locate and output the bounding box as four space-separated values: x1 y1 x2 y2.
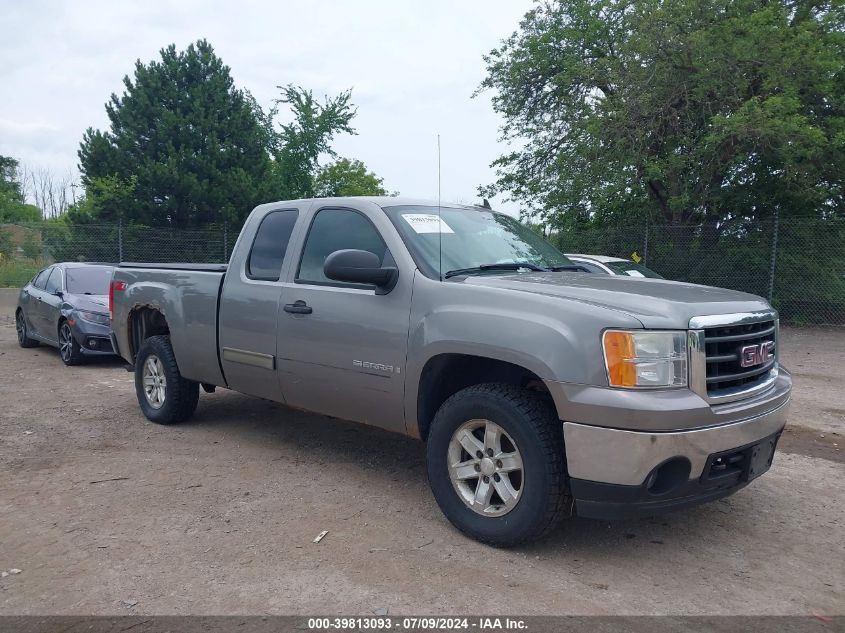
297 208 389 285
45 268 63 294
33 268 51 289
246 209 299 281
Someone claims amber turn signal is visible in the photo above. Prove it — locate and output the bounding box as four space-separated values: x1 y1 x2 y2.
603 330 638 387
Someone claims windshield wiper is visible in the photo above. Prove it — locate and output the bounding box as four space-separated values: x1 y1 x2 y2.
444 262 548 279
548 264 590 272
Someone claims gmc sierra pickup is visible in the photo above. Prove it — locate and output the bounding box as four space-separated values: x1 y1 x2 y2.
110 197 792 546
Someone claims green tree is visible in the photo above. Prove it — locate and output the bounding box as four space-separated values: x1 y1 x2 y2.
0 155 41 223
271 85 358 199
479 0 845 233
65 175 138 224
78 40 273 228
314 158 393 197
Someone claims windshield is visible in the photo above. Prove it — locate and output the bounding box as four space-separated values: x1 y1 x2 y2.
384 205 573 278
605 260 663 279
65 266 113 295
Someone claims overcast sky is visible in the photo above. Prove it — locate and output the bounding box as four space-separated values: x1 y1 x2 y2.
0 0 533 216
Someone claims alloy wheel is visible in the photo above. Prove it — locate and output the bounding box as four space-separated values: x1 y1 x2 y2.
59 323 73 362
142 355 167 409
16 312 26 344
447 419 524 516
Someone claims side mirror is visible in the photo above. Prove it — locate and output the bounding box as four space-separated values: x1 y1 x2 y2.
324 249 398 295
53 290 63 298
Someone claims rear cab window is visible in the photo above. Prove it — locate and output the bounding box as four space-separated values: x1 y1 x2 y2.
246 209 299 281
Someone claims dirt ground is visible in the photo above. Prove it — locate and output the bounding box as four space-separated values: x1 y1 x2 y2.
0 289 842 616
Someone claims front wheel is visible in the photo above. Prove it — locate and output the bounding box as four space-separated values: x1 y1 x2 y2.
134 335 199 424
426 383 571 547
59 321 84 366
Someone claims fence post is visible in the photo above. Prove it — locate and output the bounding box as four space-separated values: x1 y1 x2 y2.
767 210 779 303
223 224 228 262
643 222 649 266
118 218 124 263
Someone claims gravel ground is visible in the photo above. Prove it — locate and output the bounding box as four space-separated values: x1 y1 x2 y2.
0 290 842 616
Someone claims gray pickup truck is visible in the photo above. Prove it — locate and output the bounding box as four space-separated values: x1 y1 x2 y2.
110 197 791 546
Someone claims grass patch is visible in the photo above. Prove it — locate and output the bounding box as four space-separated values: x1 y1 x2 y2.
0 260 41 288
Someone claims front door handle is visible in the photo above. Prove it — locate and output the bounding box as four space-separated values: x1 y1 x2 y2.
284 300 312 315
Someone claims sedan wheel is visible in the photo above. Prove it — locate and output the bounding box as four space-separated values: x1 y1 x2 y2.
16 311 26 344
59 321 83 365
142 354 167 409
59 324 72 361
16 310 38 348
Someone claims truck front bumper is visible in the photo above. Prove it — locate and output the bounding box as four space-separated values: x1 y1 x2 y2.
561 396 790 520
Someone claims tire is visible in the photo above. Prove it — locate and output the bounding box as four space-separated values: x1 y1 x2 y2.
426 383 571 547
134 335 199 424
59 320 85 366
15 309 38 348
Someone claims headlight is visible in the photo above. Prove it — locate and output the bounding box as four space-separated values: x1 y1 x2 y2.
602 330 687 388
79 311 109 325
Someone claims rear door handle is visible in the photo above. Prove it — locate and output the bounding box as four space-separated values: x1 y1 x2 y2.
284 300 312 315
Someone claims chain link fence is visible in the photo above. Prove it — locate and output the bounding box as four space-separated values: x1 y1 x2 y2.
551 218 845 325
2 218 843 325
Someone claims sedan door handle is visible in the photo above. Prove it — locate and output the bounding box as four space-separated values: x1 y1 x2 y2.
284 300 312 315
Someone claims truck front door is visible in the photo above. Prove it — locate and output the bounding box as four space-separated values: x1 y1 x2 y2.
276 204 412 434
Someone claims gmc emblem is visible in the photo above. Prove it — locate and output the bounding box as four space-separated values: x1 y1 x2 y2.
740 341 775 368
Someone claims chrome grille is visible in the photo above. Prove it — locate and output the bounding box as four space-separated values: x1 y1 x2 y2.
704 319 777 395
688 311 779 404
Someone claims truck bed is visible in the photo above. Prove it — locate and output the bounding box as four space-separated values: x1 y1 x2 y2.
111 264 227 387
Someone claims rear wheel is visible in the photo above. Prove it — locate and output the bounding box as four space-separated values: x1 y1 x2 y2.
135 335 199 424
15 310 38 348
426 383 571 547
59 321 84 366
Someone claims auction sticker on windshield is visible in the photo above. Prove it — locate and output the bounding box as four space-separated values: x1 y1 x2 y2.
402 213 454 234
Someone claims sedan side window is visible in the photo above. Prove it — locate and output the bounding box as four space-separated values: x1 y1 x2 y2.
246 209 299 281
297 208 389 286
33 268 51 289
45 268 63 294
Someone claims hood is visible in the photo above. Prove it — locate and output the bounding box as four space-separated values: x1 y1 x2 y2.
459 273 772 328
66 293 109 313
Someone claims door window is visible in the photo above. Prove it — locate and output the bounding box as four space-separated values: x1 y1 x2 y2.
246 209 299 281
32 268 51 289
296 209 389 286
297 208 389 286
45 268 63 294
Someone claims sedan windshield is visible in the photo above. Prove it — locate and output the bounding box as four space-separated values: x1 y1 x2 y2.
384 205 573 278
65 266 113 295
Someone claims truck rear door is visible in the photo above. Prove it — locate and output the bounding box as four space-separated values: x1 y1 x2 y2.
275 202 413 435
218 204 305 401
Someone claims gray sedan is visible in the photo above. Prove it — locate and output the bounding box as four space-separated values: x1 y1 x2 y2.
15 263 116 365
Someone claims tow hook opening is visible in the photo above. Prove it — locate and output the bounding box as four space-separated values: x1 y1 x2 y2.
645 457 691 496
